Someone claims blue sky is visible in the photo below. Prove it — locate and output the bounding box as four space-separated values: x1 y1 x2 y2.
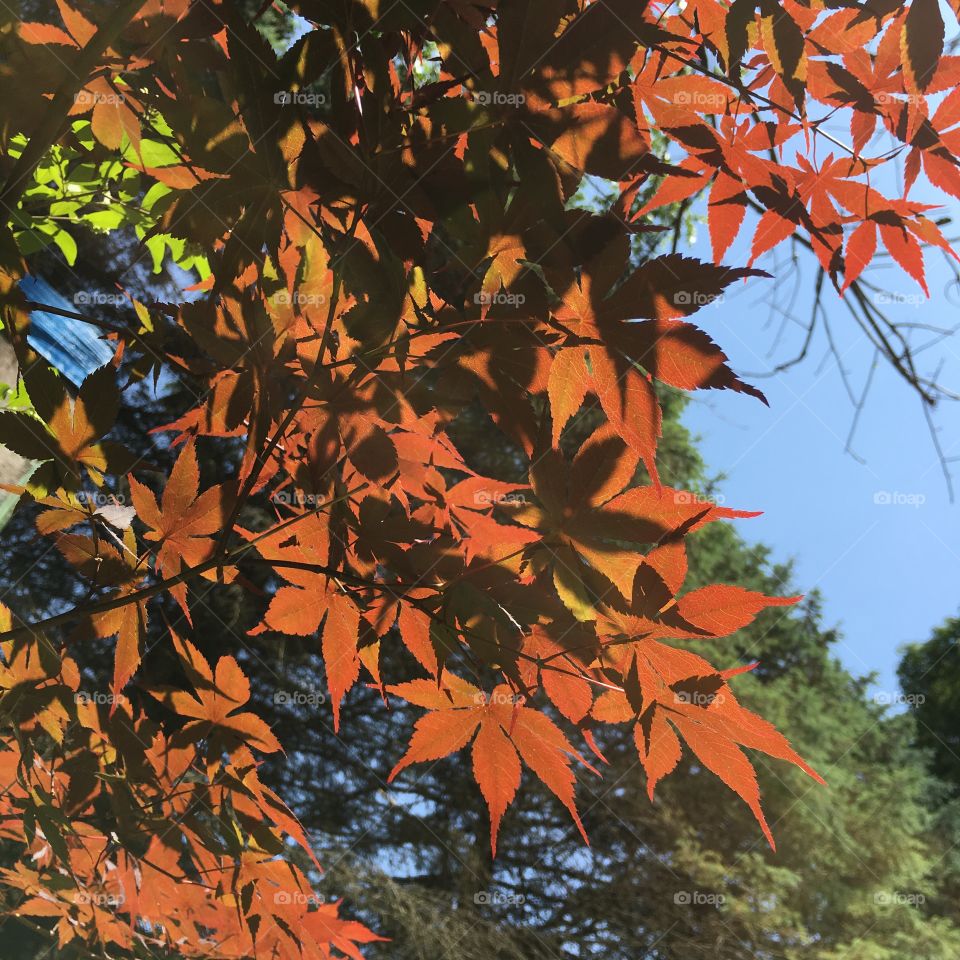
677 174 960 701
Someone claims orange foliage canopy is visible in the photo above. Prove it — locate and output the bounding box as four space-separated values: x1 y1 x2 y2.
0 0 955 955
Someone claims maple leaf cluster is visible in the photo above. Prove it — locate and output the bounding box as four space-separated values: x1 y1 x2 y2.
0 0 955 956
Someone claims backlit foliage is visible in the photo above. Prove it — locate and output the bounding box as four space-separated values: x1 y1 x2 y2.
0 0 956 955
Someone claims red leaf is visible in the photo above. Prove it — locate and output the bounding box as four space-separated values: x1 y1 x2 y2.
548 346 590 445
473 719 522 855
749 209 798 266
388 709 482 781
19 22 77 45
879 223 928 295
56 0 96 45
509 705 590 844
321 592 361 732
524 629 594 723
590 347 662 485
670 711 777 849
388 685 593 850
129 440 229 619
636 160 711 217
841 220 877 292
107 601 146 709
148 632 282 753
635 710 682 800
924 152 960 201
674 585 800 638
613 320 767 404
397 604 439 676
708 173 748 262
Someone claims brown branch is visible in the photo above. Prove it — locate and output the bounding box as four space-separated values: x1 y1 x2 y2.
0 486 367 644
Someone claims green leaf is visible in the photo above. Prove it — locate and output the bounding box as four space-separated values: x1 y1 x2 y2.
51 228 78 265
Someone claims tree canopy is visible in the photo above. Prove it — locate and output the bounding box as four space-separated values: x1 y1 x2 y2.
0 0 958 956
